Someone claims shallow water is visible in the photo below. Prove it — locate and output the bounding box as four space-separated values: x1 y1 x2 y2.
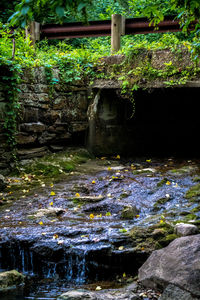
0 156 200 299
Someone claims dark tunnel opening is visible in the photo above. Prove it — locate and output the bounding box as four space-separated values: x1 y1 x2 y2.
90 87 200 158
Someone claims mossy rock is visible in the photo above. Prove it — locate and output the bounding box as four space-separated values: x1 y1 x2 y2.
0 270 25 290
185 183 200 200
129 222 175 253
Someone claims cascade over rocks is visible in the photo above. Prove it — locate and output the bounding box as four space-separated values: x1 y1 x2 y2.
138 234 200 297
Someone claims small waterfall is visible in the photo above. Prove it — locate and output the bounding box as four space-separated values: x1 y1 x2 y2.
87 89 101 151
64 249 88 284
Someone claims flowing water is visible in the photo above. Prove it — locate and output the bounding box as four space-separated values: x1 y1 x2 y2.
0 155 200 299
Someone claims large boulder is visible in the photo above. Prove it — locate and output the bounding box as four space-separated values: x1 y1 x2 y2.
0 270 25 290
159 284 199 300
138 234 200 297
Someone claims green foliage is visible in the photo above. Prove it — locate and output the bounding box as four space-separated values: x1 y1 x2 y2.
0 61 22 152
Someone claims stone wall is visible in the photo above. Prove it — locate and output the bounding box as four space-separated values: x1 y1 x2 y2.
0 67 89 174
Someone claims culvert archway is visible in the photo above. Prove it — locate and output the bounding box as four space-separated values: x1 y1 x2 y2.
87 87 200 157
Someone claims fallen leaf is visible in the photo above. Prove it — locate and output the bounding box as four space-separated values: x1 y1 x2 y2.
107 167 112 171
96 286 102 291
101 157 106 160
166 181 171 185
116 155 120 159
135 215 140 218
50 183 54 187
49 201 53 206
57 240 64 245
50 191 56 196
92 180 96 184
123 272 126 278
39 221 44 225
90 214 95 219
53 234 59 239
75 193 80 197
118 246 124 250
106 212 111 216
146 159 151 163
41 232 47 236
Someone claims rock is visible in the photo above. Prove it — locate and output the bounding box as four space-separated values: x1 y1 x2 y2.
19 122 46 133
58 288 140 300
16 133 37 145
29 207 65 219
120 205 139 220
69 195 104 202
174 223 199 236
139 234 200 297
159 284 199 300
0 174 6 191
17 147 49 159
58 290 96 299
0 270 25 290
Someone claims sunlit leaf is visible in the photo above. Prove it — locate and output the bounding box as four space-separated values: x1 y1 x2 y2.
90 213 95 219
50 191 56 196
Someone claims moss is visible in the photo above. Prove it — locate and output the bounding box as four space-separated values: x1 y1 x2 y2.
193 177 200 182
157 178 169 187
129 222 175 252
120 192 129 199
153 197 171 210
191 206 200 213
184 213 197 221
185 183 200 200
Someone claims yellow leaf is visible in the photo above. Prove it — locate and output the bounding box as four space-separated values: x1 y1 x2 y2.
101 157 106 160
116 155 120 159
160 220 164 224
107 167 112 171
123 272 126 278
166 181 171 185
7 186 11 188
75 193 80 197
135 215 140 218
50 183 54 187
146 159 151 163
14 179 20 183
106 212 111 216
90 214 95 219
141 247 145 251
50 191 56 196
53 234 59 239
49 201 53 206
118 246 124 250
92 180 96 184
39 221 44 225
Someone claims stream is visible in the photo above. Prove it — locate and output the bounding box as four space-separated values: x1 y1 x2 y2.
0 154 200 299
